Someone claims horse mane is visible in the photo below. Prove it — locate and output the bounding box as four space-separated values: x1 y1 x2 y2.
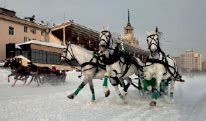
69 44 94 65
71 44 93 54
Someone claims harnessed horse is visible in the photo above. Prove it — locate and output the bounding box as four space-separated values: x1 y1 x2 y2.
98 30 144 101
143 27 184 106
3 58 30 87
61 39 143 103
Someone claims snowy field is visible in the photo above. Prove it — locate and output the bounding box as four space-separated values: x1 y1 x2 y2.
0 68 206 121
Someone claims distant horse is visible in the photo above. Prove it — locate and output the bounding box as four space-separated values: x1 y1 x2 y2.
25 63 42 86
3 58 30 87
3 58 42 87
143 27 184 106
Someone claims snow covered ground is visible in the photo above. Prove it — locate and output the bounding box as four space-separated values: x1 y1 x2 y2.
0 68 206 121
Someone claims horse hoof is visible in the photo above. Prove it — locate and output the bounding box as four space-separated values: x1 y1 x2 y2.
67 94 74 99
169 98 174 104
104 90 110 97
91 99 95 103
149 101 156 106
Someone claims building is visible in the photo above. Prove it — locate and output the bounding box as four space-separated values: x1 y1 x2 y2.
0 7 149 67
123 9 139 48
179 50 202 72
202 61 206 71
16 40 65 64
50 21 100 51
0 7 55 60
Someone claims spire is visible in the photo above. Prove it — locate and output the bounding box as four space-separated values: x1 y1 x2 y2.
128 9 130 25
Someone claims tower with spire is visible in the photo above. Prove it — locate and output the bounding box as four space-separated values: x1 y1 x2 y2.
123 9 139 48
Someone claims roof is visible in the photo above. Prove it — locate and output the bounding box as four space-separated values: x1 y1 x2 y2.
15 55 31 62
52 21 99 34
0 13 47 30
17 40 66 49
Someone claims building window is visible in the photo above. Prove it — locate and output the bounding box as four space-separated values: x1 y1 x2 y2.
31 50 61 64
24 37 27 42
47 52 60 64
41 31 44 36
31 28 36 34
24 26 28 33
31 50 46 63
9 26 14 35
22 50 29 59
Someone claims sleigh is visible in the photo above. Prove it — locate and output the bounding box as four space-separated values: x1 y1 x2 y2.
41 69 66 83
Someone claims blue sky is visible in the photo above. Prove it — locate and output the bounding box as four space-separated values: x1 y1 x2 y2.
1 0 206 58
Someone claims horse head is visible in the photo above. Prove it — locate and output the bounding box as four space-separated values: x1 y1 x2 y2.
146 27 161 53
99 29 113 50
61 42 75 63
61 43 79 66
3 59 11 68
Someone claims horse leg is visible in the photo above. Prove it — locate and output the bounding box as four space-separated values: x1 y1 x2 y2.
67 80 88 99
23 76 27 85
34 76 39 86
88 80 95 102
168 79 175 103
122 77 131 95
23 74 29 85
110 78 126 102
150 74 163 106
102 72 110 97
8 74 12 82
27 76 33 85
37 76 41 86
11 74 21 87
11 79 18 87
38 76 42 84
8 72 15 83
33 76 38 86
113 85 128 104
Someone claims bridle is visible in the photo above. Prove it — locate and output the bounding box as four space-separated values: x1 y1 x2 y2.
99 30 113 48
147 34 160 53
61 43 76 64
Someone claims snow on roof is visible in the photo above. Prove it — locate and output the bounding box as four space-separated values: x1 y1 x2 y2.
52 21 99 33
17 40 65 49
15 45 22 49
15 55 31 62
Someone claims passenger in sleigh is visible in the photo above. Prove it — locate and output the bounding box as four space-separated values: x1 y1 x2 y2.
59 68 66 82
51 65 60 75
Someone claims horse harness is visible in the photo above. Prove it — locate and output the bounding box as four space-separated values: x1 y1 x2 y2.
145 52 180 80
62 43 106 78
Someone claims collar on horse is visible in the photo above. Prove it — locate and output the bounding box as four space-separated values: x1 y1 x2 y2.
146 52 181 79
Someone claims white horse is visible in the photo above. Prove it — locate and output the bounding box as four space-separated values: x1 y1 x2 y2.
143 27 184 106
61 42 143 102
